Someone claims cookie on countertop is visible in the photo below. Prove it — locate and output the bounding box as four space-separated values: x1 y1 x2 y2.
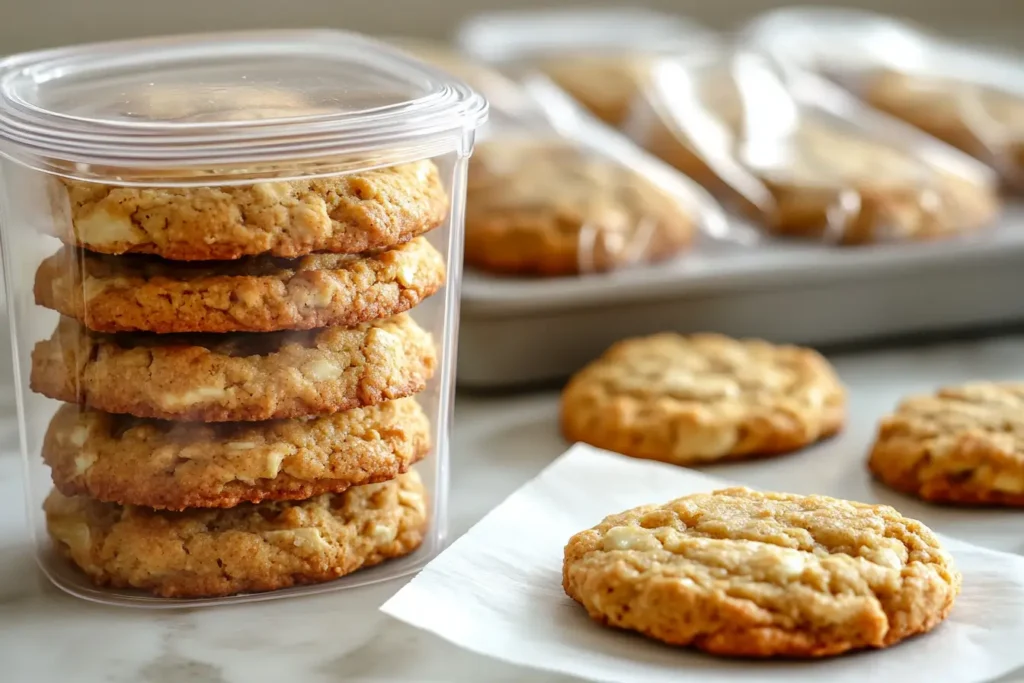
56 159 449 261
563 486 960 657
35 237 446 334
466 138 695 276
868 382 1024 505
45 470 428 598
43 397 430 510
30 314 435 422
560 333 845 464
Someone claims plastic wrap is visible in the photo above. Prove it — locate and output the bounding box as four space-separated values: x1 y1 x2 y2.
623 47 1001 245
456 7 716 127
743 8 1024 189
396 38 732 277
0 30 486 606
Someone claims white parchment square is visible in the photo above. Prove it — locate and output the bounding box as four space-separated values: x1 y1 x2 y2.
383 444 1024 683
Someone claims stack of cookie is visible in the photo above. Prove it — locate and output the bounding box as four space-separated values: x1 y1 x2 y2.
28 159 450 598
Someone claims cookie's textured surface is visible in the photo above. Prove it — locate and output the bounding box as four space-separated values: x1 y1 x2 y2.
31 315 435 422
465 139 694 276
44 398 430 510
45 471 428 598
563 487 960 657
58 160 449 260
868 383 1024 505
35 238 446 333
561 333 845 463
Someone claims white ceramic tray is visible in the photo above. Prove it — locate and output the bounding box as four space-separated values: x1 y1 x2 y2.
458 204 1024 388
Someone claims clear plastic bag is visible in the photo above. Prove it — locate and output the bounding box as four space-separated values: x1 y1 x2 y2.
396 37 734 277
456 7 716 127
743 8 1024 190
0 30 486 606
623 47 1001 245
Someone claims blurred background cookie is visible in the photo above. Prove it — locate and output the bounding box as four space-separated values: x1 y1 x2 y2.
465 138 695 275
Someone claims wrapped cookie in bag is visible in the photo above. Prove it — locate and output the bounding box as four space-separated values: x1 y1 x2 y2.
456 7 716 127
624 47 1001 245
395 39 732 277
744 8 1024 190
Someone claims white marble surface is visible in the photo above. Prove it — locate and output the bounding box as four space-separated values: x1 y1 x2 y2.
3 335 1024 683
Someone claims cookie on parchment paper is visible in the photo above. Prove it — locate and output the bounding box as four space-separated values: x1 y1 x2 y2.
45 471 428 599
30 314 436 422
35 237 446 334
868 382 1024 506
57 159 449 261
43 397 430 510
560 333 845 464
563 487 960 657
465 139 695 276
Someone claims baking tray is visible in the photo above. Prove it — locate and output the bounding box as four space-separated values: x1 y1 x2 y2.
457 204 1024 389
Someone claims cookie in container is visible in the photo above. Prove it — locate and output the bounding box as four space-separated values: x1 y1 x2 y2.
0 29 487 605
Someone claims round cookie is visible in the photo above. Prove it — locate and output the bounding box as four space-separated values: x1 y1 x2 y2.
34 237 446 334
43 397 430 510
560 333 845 464
563 486 960 657
30 314 435 422
465 138 695 276
45 470 428 598
868 382 1024 505
58 159 449 261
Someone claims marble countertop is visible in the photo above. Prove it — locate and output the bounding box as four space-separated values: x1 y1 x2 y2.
3 335 1024 683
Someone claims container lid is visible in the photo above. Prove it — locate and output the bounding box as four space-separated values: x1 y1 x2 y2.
0 29 488 181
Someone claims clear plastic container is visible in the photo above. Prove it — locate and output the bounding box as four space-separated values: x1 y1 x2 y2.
0 30 486 607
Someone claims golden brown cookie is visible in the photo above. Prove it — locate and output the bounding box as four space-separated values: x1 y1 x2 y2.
637 77 999 244
466 138 695 276
57 159 449 260
560 333 845 464
45 470 428 598
868 383 1024 505
34 238 446 334
563 487 960 657
30 314 435 422
43 398 430 510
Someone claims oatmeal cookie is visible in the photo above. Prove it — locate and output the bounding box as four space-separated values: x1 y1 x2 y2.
563 487 960 657
465 138 694 275
560 333 845 464
30 314 435 422
45 471 428 598
34 237 446 334
868 382 1024 505
56 159 449 260
43 397 430 510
